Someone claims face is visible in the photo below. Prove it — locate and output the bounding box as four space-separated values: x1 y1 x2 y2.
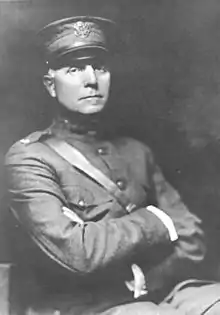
45 57 111 114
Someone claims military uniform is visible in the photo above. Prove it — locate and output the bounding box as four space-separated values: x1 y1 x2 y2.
5 16 205 315
5 115 205 314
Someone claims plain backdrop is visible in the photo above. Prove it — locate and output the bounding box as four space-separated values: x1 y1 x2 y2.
1 0 220 277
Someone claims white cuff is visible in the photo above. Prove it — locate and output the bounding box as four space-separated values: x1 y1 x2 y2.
146 205 178 242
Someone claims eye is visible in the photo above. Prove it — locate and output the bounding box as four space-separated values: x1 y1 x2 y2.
93 63 109 73
67 67 77 74
67 65 86 74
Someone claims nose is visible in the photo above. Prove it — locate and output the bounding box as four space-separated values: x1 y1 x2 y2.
84 65 98 87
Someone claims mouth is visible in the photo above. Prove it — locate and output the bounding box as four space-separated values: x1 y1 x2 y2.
79 95 103 100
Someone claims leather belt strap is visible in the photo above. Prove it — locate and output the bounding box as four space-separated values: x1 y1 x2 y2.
45 138 136 213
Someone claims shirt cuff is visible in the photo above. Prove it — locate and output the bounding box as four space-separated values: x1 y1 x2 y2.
146 205 178 242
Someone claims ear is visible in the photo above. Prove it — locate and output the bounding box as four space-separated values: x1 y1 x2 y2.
43 69 56 98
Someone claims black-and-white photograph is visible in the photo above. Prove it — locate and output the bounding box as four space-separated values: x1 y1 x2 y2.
0 1 220 314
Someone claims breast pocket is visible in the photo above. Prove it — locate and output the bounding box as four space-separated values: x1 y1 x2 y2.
62 185 95 210
61 183 114 222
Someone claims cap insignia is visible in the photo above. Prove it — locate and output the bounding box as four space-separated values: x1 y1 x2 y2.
73 21 92 38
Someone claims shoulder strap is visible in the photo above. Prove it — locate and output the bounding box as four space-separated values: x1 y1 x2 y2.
45 138 136 213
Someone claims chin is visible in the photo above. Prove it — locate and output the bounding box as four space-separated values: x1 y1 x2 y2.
80 105 105 115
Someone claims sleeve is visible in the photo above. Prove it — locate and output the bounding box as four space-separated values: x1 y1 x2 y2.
5 142 173 276
143 150 206 298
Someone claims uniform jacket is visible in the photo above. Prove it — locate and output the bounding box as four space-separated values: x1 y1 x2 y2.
5 117 205 315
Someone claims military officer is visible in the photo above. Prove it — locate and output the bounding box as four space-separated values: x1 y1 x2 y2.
5 16 205 315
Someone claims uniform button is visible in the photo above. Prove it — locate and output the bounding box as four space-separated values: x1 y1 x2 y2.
78 199 85 207
97 147 106 155
116 179 127 190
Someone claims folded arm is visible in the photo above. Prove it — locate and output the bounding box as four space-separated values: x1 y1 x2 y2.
5 142 173 276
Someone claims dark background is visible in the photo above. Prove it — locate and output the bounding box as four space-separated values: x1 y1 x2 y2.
1 0 220 278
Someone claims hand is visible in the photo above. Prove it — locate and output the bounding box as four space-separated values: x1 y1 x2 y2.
125 264 148 299
161 283 220 314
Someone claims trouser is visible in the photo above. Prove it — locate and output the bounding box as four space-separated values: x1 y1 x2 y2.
6 267 220 315
100 301 184 315
24 301 183 315
24 280 220 315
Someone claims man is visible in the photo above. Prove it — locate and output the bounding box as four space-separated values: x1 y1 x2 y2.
5 16 205 314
